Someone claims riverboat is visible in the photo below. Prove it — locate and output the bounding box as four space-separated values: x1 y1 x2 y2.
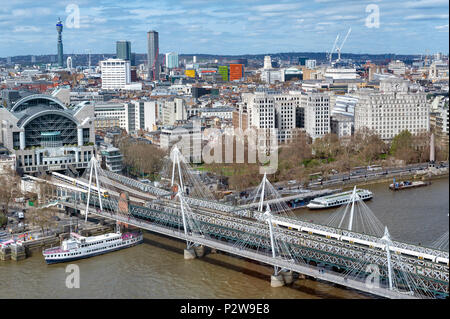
43 230 143 264
307 189 373 209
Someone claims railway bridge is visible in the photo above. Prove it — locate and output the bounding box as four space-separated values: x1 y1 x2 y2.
34 150 448 299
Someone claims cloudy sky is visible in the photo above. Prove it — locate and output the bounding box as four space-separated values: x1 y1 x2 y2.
0 0 448 57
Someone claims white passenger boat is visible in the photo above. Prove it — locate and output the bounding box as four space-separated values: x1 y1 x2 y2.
43 230 143 264
307 189 373 209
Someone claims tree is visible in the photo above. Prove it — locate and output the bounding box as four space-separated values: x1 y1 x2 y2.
311 133 340 159
0 168 22 218
390 130 413 156
27 206 58 236
390 130 430 164
23 176 59 236
360 132 388 164
412 131 431 163
118 137 166 180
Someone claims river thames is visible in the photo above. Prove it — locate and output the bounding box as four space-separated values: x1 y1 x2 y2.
0 177 448 299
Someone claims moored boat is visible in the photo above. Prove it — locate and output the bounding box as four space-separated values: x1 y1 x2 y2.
43 230 143 264
389 178 431 191
307 188 373 209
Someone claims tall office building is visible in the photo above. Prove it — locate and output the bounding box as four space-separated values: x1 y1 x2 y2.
305 59 317 69
354 80 429 141
56 18 64 67
147 31 159 81
243 90 302 143
218 66 229 81
100 58 131 90
304 92 331 140
165 52 179 69
298 57 307 66
229 64 244 81
263 56 272 69
161 98 187 126
116 40 131 61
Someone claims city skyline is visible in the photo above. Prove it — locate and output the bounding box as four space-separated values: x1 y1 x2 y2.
0 0 448 58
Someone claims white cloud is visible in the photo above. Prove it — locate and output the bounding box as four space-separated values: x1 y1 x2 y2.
404 14 449 20
404 0 449 8
128 8 187 19
13 26 41 32
254 3 302 12
326 15 359 21
435 24 449 30
0 0 449 56
12 7 51 17
248 16 263 21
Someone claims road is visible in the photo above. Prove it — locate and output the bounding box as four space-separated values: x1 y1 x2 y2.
309 162 448 188
269 162 448 191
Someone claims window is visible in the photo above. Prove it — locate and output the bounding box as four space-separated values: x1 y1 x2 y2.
13 132 20 149
83 128 90 144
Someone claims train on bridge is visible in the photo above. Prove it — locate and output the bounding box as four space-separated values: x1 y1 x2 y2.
50 170 449 268
272 218 448 266
28 166 449 299
52 172 110 199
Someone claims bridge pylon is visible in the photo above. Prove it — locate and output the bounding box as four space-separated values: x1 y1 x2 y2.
381 226 394 291
258 173 268 212
176 188 205 259
171 146 184 193
85 156 103 222
264 205 285 287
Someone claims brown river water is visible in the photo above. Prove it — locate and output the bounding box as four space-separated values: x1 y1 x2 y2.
0 178 448 299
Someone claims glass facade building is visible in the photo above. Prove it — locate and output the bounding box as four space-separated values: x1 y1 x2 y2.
0 93 95 174
147 31 159 80
116 41 132 61
218 66 229 81
165 52 179 69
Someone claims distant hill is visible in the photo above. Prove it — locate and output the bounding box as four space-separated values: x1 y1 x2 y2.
0 52 421 67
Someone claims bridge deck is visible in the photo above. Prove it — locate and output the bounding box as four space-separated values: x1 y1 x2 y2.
43 173 448 299
240 188 338 208
61 200 418 299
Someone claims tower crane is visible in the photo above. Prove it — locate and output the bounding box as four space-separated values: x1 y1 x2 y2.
84 49 91 69
336 28 352 62
152 47 159 81
328 34 340 65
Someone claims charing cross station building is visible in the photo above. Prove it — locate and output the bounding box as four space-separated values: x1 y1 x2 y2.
0 94 95 174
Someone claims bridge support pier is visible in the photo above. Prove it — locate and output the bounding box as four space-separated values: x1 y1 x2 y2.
281 270 294 285
184 248 196 260
270 274 285 288
193 245 205 258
